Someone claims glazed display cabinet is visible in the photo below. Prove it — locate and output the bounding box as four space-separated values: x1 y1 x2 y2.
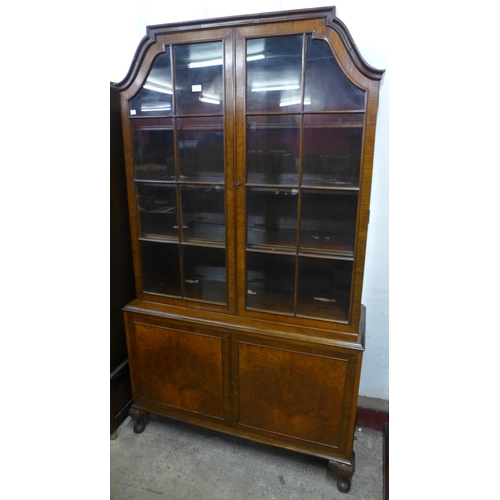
113 6 384 493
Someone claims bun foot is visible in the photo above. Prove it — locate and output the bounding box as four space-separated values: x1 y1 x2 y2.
133 419 146 434
336 475 352 493
328 451 355 493
128 406 149 434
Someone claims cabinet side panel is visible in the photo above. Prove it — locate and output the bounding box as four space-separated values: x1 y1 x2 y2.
236 339 349 451
110 85 135 370
110 85 135 433
132 322 226 421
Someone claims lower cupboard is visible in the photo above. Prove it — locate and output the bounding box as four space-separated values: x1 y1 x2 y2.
124 306 364 493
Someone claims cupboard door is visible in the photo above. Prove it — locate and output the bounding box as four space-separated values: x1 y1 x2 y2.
232 335 359 455
236 27 368 327
127 318 231 425
125 32 235 310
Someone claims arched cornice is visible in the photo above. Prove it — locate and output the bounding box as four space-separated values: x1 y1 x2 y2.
112 33 158 91
113 7 384 92
324 12 385 82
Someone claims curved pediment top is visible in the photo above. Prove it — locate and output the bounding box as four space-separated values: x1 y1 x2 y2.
113 6 384 91
325 14 385 82
113 33 158 91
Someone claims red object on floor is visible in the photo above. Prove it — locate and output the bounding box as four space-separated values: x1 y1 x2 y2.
356 406 389 431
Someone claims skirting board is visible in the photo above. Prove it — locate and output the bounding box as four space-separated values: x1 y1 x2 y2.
356 397 389 431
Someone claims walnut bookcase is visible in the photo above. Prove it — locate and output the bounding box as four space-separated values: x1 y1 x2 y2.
113 6 384 493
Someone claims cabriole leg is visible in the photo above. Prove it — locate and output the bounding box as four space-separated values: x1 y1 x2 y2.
328 451 355 493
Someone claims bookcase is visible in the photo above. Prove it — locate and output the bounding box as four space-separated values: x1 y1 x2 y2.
114 6 384 492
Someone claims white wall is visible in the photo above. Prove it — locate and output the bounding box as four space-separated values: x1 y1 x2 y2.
109 0 389 401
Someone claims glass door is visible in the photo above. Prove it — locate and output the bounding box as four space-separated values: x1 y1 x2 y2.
128 36 232 307
237 31 366 323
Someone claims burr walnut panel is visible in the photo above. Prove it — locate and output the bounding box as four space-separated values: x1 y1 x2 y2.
133 322 228 422
234 336 358 454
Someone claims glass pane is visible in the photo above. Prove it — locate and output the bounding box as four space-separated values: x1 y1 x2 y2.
183 246 226 303
177 117 224 182
302 114 364 187
136 184 178 240
246 252 295 313
132 119 175 181
247 115 300 185
300 190 358 257
130 51 173 116
180 185 225 244
297 257 352 321
174 41 223 115
304 35 365 111
140 241 181 296
247 35 303 113
247 188 298 250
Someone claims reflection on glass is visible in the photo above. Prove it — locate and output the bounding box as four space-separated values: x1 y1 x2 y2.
177 117 224 182
180 185 225 243
304 35 365 111
247 35 303 113
183 246 226 303
302 114 363 187
140 241 181 296
300 191 358 256
246 252 295 313
132 119 175 180
297 257 352 321
136 184 178 240
174 41 223 115
247 188 298 249
246 115 300 185
130 51 173 116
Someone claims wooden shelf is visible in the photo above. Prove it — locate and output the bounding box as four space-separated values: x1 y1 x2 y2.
182 222 225 245
296 295 349 322
247 227 296 251
184 278 227 304
299 230 354 258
